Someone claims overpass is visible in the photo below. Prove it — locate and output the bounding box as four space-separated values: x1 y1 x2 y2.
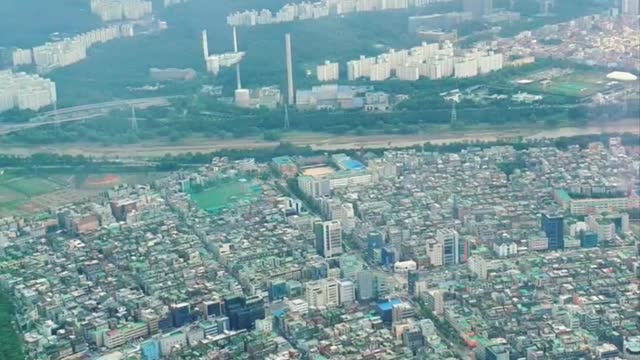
0 96 178 135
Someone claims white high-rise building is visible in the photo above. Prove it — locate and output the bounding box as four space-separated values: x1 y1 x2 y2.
317 60 340 82
347 55 376 80
90 0 153 22
477 52 504 74
28 25 127 73
454 58 479 78
338 280 355 305
369 62 391 81
427 239 443 267
347 60 362 81
12 48 33 67
436 228 465 265
622 0 640 15
326 278 340 307
305 281 325 308
304 279 341 308
396 64 420 81
0 70 57 112
315 220 343 258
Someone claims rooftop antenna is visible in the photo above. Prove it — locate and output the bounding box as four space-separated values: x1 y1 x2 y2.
233 26 242 90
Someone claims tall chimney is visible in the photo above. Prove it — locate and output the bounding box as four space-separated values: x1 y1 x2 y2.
285 33 295 105
233 27 242 90
202 30 209 59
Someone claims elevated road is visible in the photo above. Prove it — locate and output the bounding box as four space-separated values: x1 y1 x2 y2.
0 96 177 135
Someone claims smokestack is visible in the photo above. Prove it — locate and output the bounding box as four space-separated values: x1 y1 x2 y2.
202 30 209 59
232 27 239 52
233 27 242 90
285 33 295 105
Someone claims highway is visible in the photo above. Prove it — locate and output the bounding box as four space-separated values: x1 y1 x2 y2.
0 96 177 136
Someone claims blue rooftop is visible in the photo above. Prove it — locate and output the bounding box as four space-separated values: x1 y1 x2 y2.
344 159 366 171
376 299 402 312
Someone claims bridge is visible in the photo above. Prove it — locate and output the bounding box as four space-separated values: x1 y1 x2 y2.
0 96 177 135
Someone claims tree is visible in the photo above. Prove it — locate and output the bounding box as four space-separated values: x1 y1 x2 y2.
263 130 282 141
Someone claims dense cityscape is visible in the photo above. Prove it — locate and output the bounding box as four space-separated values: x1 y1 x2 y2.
0 136 639 359
0 0 639 359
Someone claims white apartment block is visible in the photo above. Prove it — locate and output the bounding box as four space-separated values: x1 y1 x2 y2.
369 62 391 81
454 58 479 78
31 25 131 73
317 60 340 82
346 40 503 83
12 48 33 67
396 64 420 81
570 197 630 215
228 0 455 26
477 52 504 74
33 40 87 72
347 55 376 80
91 0 152 22
0 70 57 112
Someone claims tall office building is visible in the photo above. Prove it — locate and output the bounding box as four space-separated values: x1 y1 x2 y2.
338 280 355 304
367 231 384 259
621 0 640 15
408 270 429 296
436 228 467 266
224 295 265 331
315 220 343 258
357 270 375 301
304 279 341 308
463 0 492 18
170 303 190 328
542 213 564 250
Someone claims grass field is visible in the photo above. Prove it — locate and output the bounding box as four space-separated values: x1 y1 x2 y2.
190 180 260 212
0 171 166 216
0 174 65 215
522 71 609 98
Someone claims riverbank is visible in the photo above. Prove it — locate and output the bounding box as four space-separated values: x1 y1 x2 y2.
0 119 637 158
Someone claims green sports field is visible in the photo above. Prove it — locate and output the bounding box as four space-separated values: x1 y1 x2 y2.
190 180 261 212
522 71 608 98
0 173 64 215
